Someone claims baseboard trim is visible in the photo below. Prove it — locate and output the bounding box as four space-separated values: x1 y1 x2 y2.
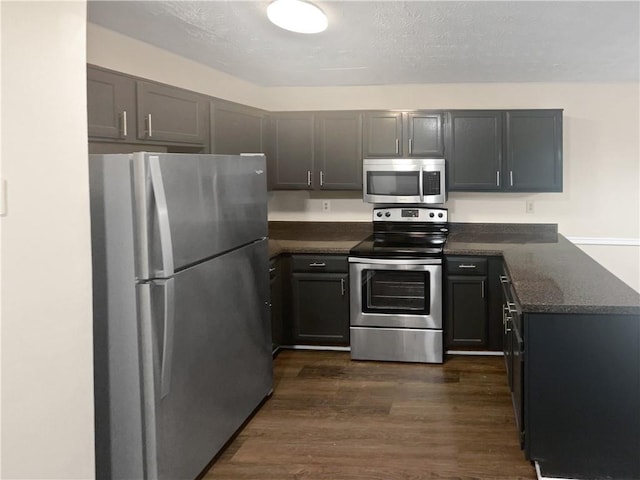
447 350 504 356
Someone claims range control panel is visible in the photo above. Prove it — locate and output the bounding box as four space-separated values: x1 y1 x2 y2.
372 207 448 222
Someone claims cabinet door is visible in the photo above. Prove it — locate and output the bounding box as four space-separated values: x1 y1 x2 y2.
363 111 403 157
269 258 283 352
315 112 363 190
505 110 563 192
211 100 266 155
136 81 208 144
446 275 488 347
268 113 315 190
291 272 349 345
406 112 444 157
87 66 135 140
446 111 503 191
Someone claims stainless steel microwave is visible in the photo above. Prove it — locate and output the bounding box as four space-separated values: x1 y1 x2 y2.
362 158 447 204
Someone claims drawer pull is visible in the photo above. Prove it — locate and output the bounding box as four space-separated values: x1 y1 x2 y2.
458 264 477 269
269 267 276 273
499 275 509 283
309 262 326 267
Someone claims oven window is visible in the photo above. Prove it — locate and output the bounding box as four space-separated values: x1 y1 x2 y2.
366 172 419 196
362 270 430 314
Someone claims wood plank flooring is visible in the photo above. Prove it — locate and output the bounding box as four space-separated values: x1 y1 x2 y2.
204 350 537 480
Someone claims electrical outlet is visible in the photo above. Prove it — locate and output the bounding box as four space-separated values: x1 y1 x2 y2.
322 200 331 212
526 200 534 214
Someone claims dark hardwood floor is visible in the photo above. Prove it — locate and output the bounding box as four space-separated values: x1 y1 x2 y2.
204 350 537 480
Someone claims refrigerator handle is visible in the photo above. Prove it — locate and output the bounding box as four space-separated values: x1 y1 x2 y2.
149 155 175 277
160 278 175 399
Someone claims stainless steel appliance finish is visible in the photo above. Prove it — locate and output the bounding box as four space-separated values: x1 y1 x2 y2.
349 206 448 364
90 152 272 480
362 158 446 204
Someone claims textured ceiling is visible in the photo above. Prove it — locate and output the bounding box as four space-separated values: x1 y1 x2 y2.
87 1 640 87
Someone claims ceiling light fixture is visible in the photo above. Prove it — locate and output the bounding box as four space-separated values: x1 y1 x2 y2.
267 0 328 34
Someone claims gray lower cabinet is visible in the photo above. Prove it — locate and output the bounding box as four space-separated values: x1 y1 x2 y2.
363 111 444 158
501 269 640 480
136 81 209 145
446 109 563 193
269 257 283 353
211 100 266 155
290 255 349 346
445 256 488 347
87 66 136 141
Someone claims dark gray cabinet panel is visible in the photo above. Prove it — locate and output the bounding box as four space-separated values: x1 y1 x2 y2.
269 258 283 353
446 256 488 347
363 111 444 158
87 66 135 140
289 255 349 346
406 112 444 157
363 111 403 157
211 100 266 155
136 81 208 145
446 111 503 191
314 112 363 190
268 113 315 190
505 110 563 192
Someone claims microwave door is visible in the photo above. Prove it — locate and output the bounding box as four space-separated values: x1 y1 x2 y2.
365 167 422 203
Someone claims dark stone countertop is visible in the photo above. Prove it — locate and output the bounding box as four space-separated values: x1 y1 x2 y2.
268 221 640 316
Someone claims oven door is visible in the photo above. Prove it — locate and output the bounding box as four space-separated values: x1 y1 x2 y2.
349 257 442 329
362 158 446 204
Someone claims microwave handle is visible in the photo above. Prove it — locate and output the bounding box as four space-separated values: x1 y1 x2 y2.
419 166 424 202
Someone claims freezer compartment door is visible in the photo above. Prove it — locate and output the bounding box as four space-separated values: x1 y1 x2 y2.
139 239 273 480
133 152 268 278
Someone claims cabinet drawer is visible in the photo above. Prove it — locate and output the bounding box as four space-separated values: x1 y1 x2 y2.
446 256 487 275
291 255 348 273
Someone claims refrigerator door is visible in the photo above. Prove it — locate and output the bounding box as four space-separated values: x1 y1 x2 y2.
133 152 268 280
138 239 273 480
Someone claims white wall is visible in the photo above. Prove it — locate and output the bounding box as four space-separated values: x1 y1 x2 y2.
86 25 640 292
1 2 95 479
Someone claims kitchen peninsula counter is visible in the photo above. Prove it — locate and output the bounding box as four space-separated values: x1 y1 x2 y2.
269 221 640 316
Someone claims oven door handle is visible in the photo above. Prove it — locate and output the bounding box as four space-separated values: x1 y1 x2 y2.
348 257 442 266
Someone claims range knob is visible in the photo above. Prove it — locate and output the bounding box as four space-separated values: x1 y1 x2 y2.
385 212 391 218
438 212 444 218
429 212 435 218
376 211 383 218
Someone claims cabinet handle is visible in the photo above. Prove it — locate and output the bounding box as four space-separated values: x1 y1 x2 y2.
307 170 311 187
395 138 399 154
146 113 153 138
409 138 413 155
309 262 326 267
341 278 346 296
320 171 324 187
496 170 500 187
481 280 485 299
269 267 276 273
458 264 477 269
499 275 509 283
504 316 512 334
507 302 518 314
121 111 128 138
510 170 514 186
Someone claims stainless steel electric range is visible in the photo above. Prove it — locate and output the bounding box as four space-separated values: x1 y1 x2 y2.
348 206 449 363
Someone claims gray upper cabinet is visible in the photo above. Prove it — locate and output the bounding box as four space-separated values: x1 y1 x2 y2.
211 100 266 155
505 110 563 192
268 112 315 190
136 81 208 145
87 66 135 141
446 109 563 193
363 111 444 158
314 112 363 190
447 111 503 191
406 112 445 157
363 111 404 157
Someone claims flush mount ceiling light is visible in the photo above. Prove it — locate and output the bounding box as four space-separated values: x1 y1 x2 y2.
267 0 328 34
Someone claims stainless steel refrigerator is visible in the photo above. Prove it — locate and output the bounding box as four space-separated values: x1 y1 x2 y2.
89 152 273 480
